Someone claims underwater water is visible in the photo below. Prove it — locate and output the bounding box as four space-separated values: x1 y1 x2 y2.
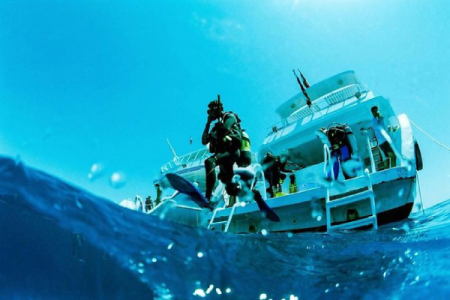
0 156 449 300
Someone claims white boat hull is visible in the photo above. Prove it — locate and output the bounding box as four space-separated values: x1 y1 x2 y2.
151 167 416 234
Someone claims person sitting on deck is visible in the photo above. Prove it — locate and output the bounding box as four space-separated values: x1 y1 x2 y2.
371 106 399 168
319 123 360 180
202 96 243 204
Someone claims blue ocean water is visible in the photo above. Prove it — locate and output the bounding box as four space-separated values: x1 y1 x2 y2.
0 156 449 300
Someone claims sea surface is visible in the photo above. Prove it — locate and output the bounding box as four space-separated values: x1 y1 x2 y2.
0 156 449 300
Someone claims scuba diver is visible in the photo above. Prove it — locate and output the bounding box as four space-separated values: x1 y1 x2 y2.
202 95 242 203
261 151 293 198
318 123 360 180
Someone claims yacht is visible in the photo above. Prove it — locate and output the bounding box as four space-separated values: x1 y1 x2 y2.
149 71 424 234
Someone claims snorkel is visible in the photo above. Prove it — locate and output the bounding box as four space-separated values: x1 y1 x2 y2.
207 95 223 123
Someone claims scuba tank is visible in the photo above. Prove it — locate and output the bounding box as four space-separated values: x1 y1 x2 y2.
326 123 350 149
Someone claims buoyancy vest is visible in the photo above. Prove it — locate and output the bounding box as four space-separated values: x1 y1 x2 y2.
209 112 242 153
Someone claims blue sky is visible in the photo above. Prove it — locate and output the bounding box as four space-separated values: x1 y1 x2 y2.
0 0 449 207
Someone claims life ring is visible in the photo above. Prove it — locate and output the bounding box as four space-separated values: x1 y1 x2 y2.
414 140 423 171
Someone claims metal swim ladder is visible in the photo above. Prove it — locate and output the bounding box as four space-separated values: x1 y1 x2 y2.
207 165 267 232
207 200 238 232
361 127 385 172
206 181 236 232
323 145 378 231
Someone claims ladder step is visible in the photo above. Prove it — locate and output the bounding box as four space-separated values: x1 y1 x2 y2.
329 216 376 230
210 221 227 226
327 190 373 208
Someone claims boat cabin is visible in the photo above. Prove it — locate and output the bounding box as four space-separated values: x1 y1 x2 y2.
259 71 408 193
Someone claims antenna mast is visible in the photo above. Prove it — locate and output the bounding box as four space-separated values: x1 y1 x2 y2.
166 138 178 162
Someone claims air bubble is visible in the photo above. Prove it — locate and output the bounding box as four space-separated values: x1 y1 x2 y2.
87 163 104 182
206 285 214 294
109 172 127 189
193 289 206 297
261 229 268 236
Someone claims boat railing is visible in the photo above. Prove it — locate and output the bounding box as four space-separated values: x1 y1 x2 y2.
161 149 259 174
361 128 377 173
161 148 210 173
323 144 334 179
268 83 369 134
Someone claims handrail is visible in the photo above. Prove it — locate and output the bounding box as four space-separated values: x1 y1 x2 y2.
361 128 376 173
161 148 210 173
323 144 334 180
252 164 268 200
148 193 178 213
268 83 369 134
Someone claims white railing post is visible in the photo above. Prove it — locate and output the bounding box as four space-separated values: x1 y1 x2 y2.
363 130 376 173
323 144 334 180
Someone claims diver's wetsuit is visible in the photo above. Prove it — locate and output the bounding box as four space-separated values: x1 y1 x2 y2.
202 112 241 200
261 154 291 198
